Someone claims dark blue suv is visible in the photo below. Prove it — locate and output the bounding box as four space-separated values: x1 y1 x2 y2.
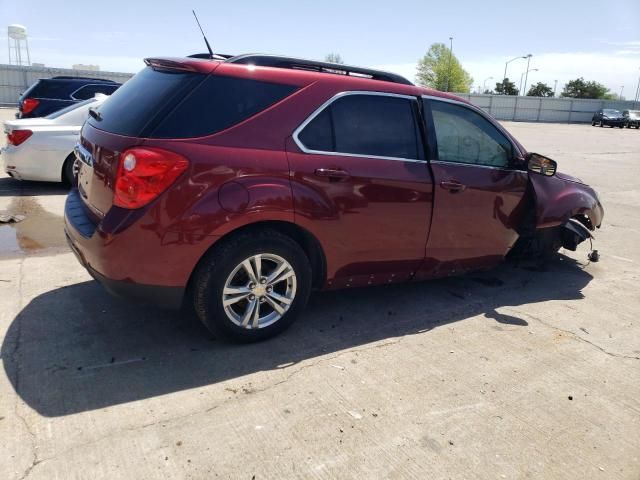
17 76 121 118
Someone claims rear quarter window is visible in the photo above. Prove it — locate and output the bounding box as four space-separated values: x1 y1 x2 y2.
150 75 297 138
72 84 119 100
25 80 72 100
87 67 204 137
88 67 297 138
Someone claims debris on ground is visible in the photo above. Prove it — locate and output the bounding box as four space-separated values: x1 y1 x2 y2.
0 213 26 224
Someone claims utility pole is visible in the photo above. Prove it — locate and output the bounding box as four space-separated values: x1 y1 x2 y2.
522 54 533 96
553 79 558 97
445 36 453 92
619 85 624 100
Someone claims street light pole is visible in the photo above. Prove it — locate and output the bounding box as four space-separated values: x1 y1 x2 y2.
553 80 558 97
445 36 453 92
520 68 538 96
502 55 528 95
522 54 533 96
483 76 494 93
619 85 624 100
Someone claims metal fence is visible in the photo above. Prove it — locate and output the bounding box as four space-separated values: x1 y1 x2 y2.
1 64 638 123
0 64 134 106
455 94 639 123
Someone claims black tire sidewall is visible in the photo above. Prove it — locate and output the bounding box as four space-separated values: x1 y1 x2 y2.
194 232 312 342
62 154 75 186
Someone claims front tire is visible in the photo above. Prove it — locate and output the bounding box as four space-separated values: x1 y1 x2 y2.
192 230 312 342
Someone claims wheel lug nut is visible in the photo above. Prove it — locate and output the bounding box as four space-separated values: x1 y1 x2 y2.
249 283 256 289
260 297 266 303
249 294 256 301
266 286 273 292
260 278 267 284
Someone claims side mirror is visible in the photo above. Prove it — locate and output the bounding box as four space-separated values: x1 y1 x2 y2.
527 152 557 177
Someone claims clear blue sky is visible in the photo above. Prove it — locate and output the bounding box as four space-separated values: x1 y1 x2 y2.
2 0 639 97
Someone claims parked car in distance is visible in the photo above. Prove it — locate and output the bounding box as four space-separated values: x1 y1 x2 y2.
591 108 625 128
3 94 109 184
623 110 640 129
17 76 120 119
65 54 604 342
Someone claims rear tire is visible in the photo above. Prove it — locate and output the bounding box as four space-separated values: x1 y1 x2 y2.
599 121 604 127
192 229 312 342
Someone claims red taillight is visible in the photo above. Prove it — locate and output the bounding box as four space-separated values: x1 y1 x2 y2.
7 129 33 146
21 98 39 115
113 147 189 209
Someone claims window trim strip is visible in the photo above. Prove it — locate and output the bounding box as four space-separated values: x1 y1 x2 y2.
292 90 427 163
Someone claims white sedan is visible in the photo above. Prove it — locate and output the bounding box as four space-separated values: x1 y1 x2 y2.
2 94 108 184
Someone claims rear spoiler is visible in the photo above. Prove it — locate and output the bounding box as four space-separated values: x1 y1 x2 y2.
144 58 200 72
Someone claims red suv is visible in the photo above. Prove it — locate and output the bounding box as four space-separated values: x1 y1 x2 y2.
65 54 603 341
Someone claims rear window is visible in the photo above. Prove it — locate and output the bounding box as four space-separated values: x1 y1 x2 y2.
88 67 297 138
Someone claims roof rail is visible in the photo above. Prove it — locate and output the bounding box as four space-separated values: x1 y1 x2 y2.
50 76 117 82
225 54 413 86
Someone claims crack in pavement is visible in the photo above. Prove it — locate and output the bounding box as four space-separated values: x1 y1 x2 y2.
515 310 639 360
7 258 41 480
12 337 404 475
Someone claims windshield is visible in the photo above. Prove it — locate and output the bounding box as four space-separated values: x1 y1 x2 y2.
45 98 97 119
603 109 621 116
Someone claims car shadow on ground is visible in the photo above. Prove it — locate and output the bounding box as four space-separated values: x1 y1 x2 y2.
0 177 68 197
2 254 593 417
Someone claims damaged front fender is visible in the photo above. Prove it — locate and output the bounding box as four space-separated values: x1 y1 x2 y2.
529 172 604 231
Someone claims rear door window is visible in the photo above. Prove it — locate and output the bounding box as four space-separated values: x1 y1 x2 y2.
297 93 424 160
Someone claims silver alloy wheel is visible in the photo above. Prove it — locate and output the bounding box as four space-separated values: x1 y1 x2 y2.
222 253 297 329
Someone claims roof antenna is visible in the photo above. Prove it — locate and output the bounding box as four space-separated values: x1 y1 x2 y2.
192 10 213 59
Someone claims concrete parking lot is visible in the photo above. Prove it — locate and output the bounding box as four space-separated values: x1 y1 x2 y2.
1 109 639 479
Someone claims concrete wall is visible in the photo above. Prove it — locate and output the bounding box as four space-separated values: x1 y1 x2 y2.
455 94 639 123
0 64 134 105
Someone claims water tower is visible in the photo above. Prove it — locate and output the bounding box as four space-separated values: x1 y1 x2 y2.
7 24 31 66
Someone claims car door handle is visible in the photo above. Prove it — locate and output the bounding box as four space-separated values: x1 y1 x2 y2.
440 180 466 192
314 168 350 181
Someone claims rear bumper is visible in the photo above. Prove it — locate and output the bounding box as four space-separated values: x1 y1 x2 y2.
67 233 184 309
64 189 189 310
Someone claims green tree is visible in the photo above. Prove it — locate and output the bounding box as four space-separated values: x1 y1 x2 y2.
494 78 518 95
416 43 473 93
527 82 554 97
324 53 344 64
561 78 612 99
